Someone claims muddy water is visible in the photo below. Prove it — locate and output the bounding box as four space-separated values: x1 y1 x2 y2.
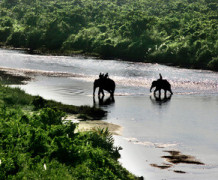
1 49 218 179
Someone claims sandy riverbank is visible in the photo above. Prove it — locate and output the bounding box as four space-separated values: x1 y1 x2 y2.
0 68 31 84
66 115 123 135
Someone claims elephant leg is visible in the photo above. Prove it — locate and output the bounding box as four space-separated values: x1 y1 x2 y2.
110 90 114 97
154 88 158 95
98 88 101 96
98 89 104 97
93 96 96 105
98 88 104 97
164 90 167 98
98 95 104 105
169 89 173 94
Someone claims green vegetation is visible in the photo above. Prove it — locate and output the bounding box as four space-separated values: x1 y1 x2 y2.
0 84 136 179
32 96 106 120
0 71 106 120
0 0 217 70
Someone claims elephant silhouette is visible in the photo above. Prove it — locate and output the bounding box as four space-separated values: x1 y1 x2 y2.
93 73 116 97
93 95 115 107
150 93 172 105
150 74 173 97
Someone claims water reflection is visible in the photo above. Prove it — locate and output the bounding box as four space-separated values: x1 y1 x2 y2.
150 94 172 105
93 96 115 107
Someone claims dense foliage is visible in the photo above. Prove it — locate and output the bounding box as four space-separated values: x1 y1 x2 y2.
0 0 217 70
0 84 136 179
0 107 136 179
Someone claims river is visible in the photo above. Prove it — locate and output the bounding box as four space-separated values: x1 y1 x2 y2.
0 48 218 179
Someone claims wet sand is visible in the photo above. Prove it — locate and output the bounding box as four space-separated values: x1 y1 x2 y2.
78 120 123 135
150 150 204 174
66 115 123 135
0 68 31 84
162 150 204 165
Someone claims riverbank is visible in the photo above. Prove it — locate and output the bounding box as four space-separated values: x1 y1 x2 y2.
0 69 106 120
29 48 218 72
0 68 31 85
1 45 217 72
0 72 139 179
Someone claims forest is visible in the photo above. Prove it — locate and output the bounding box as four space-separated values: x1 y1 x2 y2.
0 0 217 70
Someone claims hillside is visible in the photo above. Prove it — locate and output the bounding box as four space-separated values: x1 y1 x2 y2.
0 0 217 70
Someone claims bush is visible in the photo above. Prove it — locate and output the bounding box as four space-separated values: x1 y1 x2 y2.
0 106 136 179
6 31 26 47
2 87 32 106
207 56 218 71
196 48 213 64
0 84 135 179
26 29 43 50
36 108 65 126
32 96 46 110
0 27 11 42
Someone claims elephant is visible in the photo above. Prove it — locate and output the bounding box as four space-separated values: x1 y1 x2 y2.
93 95 115 106
150 74 173 97
150 93 172 105
93 73 115 97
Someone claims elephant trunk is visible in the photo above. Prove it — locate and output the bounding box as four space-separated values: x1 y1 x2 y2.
150 85 154 92
150 81 157 92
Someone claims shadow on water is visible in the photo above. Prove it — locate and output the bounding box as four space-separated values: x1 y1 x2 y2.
150 93 172 106
93 96 115 107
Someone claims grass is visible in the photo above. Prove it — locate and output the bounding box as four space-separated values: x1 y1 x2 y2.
0 77 138 179
0 84 106 120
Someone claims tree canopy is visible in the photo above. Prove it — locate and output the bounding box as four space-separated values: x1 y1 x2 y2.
0 0 217 70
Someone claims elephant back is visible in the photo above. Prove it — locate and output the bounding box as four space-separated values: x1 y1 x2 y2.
103 78 115 91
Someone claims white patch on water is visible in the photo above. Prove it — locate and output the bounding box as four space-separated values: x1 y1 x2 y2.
124 137 178 148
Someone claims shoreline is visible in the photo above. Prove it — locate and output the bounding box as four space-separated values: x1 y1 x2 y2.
78 120 123 136
1 46 217 72
66 114 123 136
0 66 123 136
0 69 32 85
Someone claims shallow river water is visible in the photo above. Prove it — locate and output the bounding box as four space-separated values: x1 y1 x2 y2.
1 49 218 179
